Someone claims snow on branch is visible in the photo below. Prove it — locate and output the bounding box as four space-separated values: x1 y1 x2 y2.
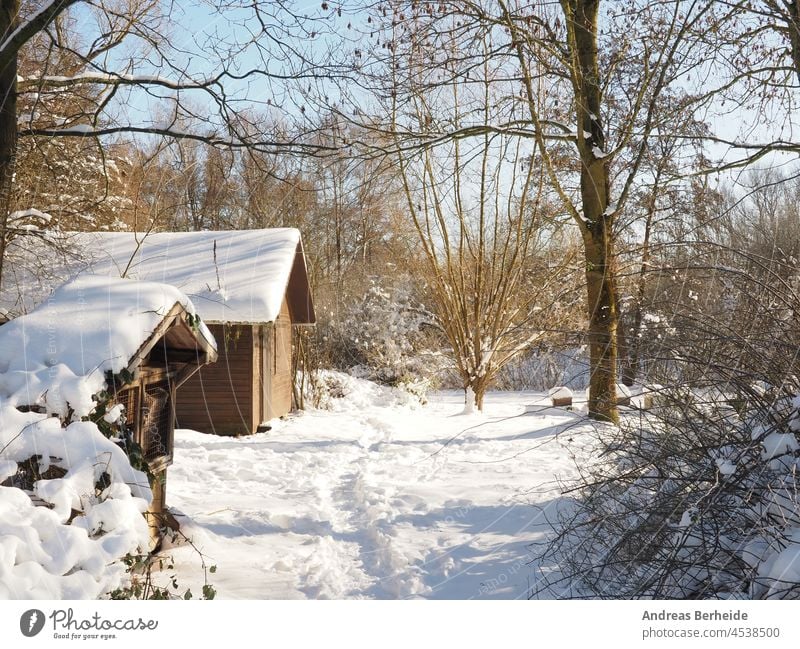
18 124 337 155
0 0 83 70
17 72 219 94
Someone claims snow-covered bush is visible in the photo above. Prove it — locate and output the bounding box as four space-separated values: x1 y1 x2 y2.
535 386 800 599
302 369 427 412
493 345 589 391
346 281 438 382
0 401 152 599
310 279 443 400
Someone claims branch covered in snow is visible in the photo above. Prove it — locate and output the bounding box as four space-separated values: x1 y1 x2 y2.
19 124 336 155
0 0 82 71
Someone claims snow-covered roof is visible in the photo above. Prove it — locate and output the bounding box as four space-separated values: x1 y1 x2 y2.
548 386 573 400
1 228 315 325
0 274 216 417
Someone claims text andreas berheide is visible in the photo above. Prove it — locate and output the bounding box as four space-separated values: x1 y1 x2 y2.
643 609 748 621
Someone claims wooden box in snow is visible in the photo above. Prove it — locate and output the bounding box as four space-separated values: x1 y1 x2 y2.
549 386 573 408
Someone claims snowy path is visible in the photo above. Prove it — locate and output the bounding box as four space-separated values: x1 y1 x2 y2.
165 379 594 599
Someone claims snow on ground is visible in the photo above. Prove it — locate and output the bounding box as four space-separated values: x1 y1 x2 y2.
165 376 598 599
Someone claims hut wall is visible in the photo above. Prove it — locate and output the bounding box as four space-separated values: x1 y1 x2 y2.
264 297 293 422
176 297 295 435
175 323 255 435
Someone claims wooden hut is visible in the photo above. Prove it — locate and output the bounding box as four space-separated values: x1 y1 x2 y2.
1 229 316 435
174 252 315 435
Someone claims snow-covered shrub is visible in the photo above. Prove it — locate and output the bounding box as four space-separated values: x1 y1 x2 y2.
0 401 152 598
346 281 438 382
304 370 349 409
395 374 434 404
310 279 443 400
0 330 153 597
302 369 427 411
535 386 800 599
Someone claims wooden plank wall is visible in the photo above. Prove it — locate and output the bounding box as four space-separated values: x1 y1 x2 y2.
175 323 255 435
175 299 295 435
266 297 293 421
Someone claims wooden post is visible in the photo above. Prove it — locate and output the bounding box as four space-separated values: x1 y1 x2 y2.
145 469 167 548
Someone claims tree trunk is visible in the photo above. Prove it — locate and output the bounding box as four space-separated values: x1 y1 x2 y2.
619 310 641 387
473 379 486 412
568 0 619 422
463 377 487 413
0 0 19 292
583 223 619 422
620 237 651 387
786 0 800 85
617 314 632 387
620 155 662 387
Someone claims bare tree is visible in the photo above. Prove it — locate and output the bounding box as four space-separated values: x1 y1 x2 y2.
682 1 800 169
386 29 579 410
329 0 723 420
